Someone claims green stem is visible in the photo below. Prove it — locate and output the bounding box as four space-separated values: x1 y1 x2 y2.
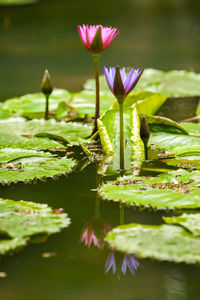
120 204 124 225
144 140 148 160
119 102 125 171
93 55 100 134
45 94 49 120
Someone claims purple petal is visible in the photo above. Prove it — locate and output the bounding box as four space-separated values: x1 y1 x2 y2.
119 67 126 85
124 68 135 93
127 68 144 94
103 66 115 92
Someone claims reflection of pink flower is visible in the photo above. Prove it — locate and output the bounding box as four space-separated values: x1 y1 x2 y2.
80 227 100 248
105 251 140 276
80 217 112 249
77 24 119 54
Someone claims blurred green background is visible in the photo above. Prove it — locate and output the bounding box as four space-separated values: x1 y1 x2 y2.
0 0 200 100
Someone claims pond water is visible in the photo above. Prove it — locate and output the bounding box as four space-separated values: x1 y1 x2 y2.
0 0 200 299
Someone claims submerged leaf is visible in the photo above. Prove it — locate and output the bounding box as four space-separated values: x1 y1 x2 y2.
105 223 200 263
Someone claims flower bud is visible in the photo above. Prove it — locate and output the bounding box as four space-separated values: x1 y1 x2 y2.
41 70 53 96
140 115 150 144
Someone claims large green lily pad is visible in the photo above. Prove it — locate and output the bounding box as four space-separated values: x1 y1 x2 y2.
0 198 70 254
105 223 200 264
0 149 75 183
70 90 115 118
0 118 92 150
111 91 168 116
99 169 200 210
2 89 71 119
84 69 200 98
163 155 200 170
97 107 144 175
164 213 200 237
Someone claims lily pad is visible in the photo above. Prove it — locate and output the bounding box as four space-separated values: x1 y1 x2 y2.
0 149 75 183
99 169 200 210
105 223 200 264
164 213 200 237
0 198 70 254
84 69 200 98
97 107 144 175
0 118 92 150
163 155 200 170
70 90 115 118
2 89 71 119
111 91 168 116
0 0 38 4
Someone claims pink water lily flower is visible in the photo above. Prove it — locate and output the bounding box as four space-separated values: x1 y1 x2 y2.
77 24 119 54
103 66 144 101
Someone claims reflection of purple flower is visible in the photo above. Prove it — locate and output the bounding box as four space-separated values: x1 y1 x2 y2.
80 217 112 249
103 66 144 101
121 254 140 275
105 251 140 276
105 251 116 274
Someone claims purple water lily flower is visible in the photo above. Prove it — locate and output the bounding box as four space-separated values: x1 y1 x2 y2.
103 66 144 101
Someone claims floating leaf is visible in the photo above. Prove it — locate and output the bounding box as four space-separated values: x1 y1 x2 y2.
164 213 200 237
97 107 144 175
105 223 200 264
70 90 115 118
0 149 75 183
99 169 200 209
163 155 200 170
111 91 168 116
84 69 200 98
2 89 71 119
150 131 200 156
146 115 188 135
181 122 200 137
0 118 92 150
0 198 70 254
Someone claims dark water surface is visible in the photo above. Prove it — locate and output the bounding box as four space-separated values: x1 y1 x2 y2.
0 0 200 299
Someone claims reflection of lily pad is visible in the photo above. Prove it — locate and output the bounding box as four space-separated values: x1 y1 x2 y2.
84 69 200 98
105 223 200 263
2 89 70 119
99 169 200 209
0 198 70 254
0 118 92 150
0 149 75 183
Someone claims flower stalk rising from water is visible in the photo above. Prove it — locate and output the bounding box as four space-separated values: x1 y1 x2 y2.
41 69 53 120
77 24 119 133
103 66 144 171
